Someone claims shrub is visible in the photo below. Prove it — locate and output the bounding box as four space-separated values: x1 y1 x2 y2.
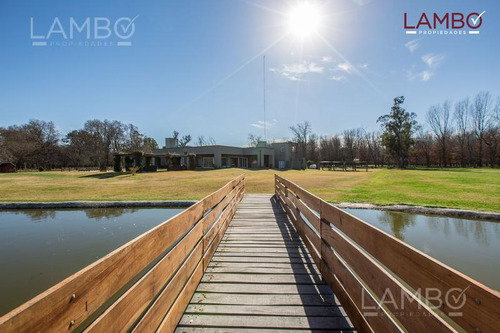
113 155 122 172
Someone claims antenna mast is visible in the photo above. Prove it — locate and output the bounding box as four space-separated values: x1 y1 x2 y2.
263 55 267 142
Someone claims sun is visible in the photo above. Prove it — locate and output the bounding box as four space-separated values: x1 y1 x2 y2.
287 2 322 38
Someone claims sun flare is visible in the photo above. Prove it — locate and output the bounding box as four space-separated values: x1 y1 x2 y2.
287 2 322 38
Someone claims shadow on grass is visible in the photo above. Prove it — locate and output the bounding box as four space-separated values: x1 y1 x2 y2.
401 167 479 173
78 168 319 179
156 168 298 173
80 172 127 179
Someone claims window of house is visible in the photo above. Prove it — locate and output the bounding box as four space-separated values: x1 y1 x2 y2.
202 157 214 168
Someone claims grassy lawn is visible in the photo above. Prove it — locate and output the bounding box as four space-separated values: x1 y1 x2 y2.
0 168 499 212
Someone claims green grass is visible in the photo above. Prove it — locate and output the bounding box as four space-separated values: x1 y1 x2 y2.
1 168 499 212
341 168 500 212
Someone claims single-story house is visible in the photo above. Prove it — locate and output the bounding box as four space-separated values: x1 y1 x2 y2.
152 138 304 169
114 138 304 171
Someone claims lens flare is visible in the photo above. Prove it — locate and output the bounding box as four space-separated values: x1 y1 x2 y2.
287 2 322 38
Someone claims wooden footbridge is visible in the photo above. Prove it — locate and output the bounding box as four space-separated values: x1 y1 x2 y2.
1 175 499 332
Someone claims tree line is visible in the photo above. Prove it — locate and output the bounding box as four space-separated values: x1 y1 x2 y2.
0 119 220 170
1 91 499 170
283 91 499 168
0 119 159 170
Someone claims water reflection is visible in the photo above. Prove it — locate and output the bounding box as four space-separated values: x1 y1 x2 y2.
6 207 149 222
376 211 416 241
364 210 498 245
0 207 183 316
84 208 140 220
345 208 500 291
8 210 57 221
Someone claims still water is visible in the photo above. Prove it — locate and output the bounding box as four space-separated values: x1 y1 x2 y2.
0 207 183 316
345 209 500 291
1 207 499 317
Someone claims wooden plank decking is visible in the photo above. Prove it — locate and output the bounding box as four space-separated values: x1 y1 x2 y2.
176 194 354 332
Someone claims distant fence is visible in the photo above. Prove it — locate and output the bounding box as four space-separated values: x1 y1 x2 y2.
275 174 499 333
0 175 245 332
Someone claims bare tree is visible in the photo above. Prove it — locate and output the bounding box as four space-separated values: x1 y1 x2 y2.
248 134 262 147
0 141 13 163
414 129 434 167
427 101 452 167
197 135 206 146
454 98 471 166
289 121 311 160
342 128 362 163
179 135 191 147
483 97 500 167
0 120 60 169
197 135 216 146
364 131 383 166
84 119 130 167
472 91 492 167
319 135 342 162
495 97 500 122
307 134 319 162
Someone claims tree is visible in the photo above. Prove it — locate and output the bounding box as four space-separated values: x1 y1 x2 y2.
364 131 383 167
248 134 262 147
483 97 500 167
413 129 433 167
0 120 60 169
427 101 452 167
319 135 342 162
342 129 362 163
196 135 216 146
83 119 127 167
64 129 100 167
0 132 14 163
472 91 492 167
377 96 418 168
454 98 471 167
289 121 311 160
197 136 206 146
142 137 159 153
179 135 191 147
307 134 319 162
126 124 144 152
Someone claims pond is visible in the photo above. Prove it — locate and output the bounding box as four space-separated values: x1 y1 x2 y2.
0 207 184 316
1 206 499 317
345 209 500 291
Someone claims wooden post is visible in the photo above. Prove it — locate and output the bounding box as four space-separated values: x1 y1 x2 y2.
319 201 325 279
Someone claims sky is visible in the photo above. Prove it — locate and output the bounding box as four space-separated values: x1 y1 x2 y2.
0 0 499 147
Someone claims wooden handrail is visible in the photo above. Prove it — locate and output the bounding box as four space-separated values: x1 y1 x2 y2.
275 174 500 333
0 174 245 333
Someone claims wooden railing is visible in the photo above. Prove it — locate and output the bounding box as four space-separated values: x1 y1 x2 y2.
275 175 500 333
0 175 245 333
